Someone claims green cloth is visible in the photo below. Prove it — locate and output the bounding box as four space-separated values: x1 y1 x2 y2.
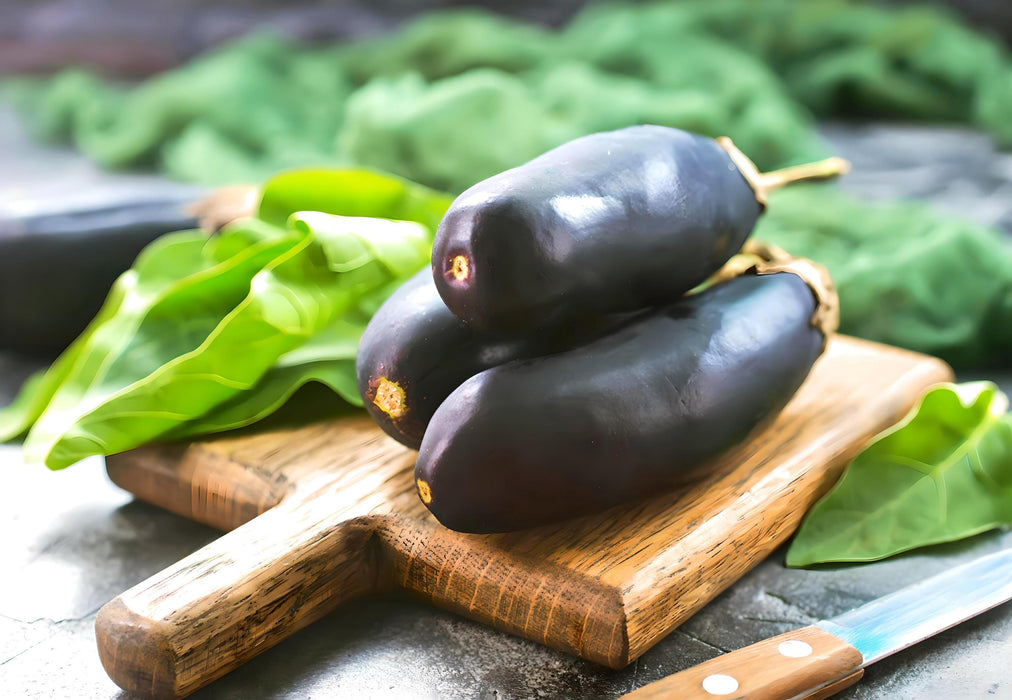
759 187 1012 368
5 0 1012 366
15 0 1012 188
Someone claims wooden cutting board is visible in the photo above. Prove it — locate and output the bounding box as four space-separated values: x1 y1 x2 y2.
95 336 951 698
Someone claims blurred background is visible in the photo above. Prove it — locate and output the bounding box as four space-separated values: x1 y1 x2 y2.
2 0 1012 76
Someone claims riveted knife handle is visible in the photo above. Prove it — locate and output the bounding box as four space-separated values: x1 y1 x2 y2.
622 626 863 700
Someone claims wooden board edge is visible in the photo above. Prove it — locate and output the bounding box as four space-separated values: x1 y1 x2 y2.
618 350 954 662
373 516 634 669
107 443 291 531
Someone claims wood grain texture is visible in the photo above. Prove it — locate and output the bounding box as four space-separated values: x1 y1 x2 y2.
621 626 863 700
98 336 952 697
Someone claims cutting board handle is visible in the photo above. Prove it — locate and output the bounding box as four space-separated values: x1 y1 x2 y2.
95 493 380 699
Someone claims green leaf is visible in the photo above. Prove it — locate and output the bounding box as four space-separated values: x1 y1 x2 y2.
1 168 445 466
0 370 52 441
17 222 297 467
164 315 366 439
1 223 290 442
0 270 129 441
158 257 413 441
786 382 1012 567
257 167 453 233
18 212 430 469
160 218 432 440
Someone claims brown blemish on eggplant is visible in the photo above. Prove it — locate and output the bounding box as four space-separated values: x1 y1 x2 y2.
373 377 407 419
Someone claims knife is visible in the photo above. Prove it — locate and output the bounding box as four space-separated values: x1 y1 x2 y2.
623 548 1012 700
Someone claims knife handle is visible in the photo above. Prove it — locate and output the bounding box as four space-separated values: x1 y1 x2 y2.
623 626 863 700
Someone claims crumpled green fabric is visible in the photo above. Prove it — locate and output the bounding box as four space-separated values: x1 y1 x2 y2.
12 0 1012 186
562 1 1012 144
5 0 1012 366
758 187 1012 368
337 56 821 193
7 37 354 185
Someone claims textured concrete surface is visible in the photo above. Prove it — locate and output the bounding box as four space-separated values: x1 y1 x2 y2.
1 110 1011 698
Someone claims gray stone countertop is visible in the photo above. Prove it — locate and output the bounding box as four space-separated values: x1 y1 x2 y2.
1 109 1011 698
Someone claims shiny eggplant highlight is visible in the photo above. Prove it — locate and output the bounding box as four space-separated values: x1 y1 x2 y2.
415 267 834 533
432 125 846 332
356 268 627 449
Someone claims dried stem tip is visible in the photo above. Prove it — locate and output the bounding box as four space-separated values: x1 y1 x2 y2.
373 377 407 419
716 136 851 206
450 255 471 282
711 240 840 346
416 479 433 505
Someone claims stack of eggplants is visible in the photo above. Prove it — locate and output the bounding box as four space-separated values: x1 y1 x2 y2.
356 125 845 533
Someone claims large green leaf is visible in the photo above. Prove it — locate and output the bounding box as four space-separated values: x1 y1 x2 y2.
0 272 128 441
164 250 424 440
0 223 293 442
18 212 430 469
165 314 366 438
2 168 448 464
257 167 452 233
787 382 1012 567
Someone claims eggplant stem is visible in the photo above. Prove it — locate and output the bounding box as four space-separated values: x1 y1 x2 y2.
716 136 850 206
759 157 851 192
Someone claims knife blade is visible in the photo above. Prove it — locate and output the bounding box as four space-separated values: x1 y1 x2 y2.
623 548 1012 700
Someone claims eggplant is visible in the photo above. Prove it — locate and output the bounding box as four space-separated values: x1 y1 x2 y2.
415 261 837 533
0 186 256 357
357 268 627 449
0 192 199 356
432 125 846 332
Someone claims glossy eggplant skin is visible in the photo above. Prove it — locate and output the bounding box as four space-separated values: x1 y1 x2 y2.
356 268 627 449
415 272 823 533
432 125 761 332
0 196 199 356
